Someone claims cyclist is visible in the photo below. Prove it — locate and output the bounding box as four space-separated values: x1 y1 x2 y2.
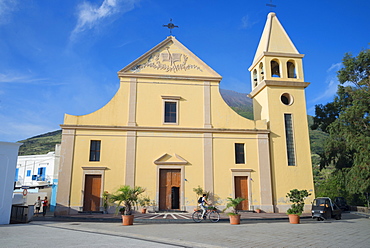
199 193 210 218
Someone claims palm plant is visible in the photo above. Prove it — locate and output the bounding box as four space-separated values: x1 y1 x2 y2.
110 185 145 215
223 197 245 215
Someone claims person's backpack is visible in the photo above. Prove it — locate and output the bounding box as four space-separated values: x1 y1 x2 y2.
198 197 203 204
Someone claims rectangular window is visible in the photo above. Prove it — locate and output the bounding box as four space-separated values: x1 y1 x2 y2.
284 114 296 166
37 167 46 181
89 140 101 162
164 101 177 123
235 143 245 164
26 170 31 177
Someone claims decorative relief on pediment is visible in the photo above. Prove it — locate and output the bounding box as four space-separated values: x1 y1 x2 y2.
130 47 203 73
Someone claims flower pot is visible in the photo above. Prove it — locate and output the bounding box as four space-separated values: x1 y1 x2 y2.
288 214 300 224
122 215 134 225
141 208 147 214
228 214 241 225
256 209 261 213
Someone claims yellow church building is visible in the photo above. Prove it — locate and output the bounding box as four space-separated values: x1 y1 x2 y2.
55 12 314 215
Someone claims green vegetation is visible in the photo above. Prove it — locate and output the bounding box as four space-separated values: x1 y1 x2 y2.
286 189 311 216
312 48 370 206
17 130 61 155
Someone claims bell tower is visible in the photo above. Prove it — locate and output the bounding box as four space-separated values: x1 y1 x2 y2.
248 12 315 212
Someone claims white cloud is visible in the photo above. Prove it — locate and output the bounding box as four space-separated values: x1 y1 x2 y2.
70 0 140 40
240 15 257 29
0 73 49 84
0 0 18 24
310 62 343 103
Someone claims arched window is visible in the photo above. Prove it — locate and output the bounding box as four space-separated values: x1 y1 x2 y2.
271 60 280 78
259 62 264 81
253 69 258 87
287 61 297 78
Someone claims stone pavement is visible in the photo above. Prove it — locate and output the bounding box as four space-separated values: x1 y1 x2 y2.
2 212 369 247
34 211 313 223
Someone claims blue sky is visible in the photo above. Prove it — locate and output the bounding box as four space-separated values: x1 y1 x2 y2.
0 0 369 142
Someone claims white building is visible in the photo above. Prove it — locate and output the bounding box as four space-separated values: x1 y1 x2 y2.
15 144 60 211
0 141 22 224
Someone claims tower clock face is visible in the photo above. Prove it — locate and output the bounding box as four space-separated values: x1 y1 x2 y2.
281 93 293 105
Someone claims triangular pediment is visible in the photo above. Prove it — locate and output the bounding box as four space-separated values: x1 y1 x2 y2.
154 153 189 165
252 12 300 65
118 36 221 80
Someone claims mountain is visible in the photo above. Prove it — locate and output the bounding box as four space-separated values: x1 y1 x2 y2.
220 89 254 120
17 130 62 156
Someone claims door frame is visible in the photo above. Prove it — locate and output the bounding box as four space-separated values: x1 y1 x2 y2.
231 168 252 210
80 167 107 212
156 165 185 211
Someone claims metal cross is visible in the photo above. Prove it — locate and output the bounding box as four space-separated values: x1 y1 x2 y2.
163 19 179 35
266 0 277 11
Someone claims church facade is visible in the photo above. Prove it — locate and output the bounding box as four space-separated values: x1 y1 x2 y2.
55 13 314 215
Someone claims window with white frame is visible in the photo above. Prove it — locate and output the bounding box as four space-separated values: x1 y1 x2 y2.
162 96 180 124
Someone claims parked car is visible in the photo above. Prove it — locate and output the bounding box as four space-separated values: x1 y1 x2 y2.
311 197 342 221
334 197 350 211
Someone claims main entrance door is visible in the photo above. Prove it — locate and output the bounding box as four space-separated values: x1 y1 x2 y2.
83 175 101 212
159 169 181 210
235 176 249 210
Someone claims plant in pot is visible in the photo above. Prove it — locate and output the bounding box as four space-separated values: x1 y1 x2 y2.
223 197 245 225
138 196 150 214
286 189 311 224
110 185 145 225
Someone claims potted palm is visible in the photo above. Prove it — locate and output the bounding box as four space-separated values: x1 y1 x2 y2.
286 189 311 224
110 185 145 225
223 197 245 225
138 196 151 214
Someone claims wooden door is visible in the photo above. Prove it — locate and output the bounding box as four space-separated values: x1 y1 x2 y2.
235 176 249 210
159 169 181 210
83 175 101 212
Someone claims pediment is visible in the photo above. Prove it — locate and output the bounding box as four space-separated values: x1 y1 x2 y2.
118 36 222 80
154 153 189 165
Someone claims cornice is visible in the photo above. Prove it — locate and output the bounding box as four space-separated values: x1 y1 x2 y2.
248 80 310 98
117 72 222 82
60 124 270 135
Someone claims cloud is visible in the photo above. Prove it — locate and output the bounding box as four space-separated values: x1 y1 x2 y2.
0 73 50 84
70 0 140 40
0 0 18 24
240 15 258 29
310 63 342 103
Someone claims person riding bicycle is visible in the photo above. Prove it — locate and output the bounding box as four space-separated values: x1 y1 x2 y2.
199 193 210 218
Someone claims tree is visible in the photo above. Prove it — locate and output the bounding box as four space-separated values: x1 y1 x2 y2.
312 48 370 201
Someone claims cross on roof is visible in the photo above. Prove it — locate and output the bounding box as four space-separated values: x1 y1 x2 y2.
266 0 277 11
163 19 179 36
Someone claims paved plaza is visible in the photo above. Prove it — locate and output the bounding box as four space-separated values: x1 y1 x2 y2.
1 213 369 247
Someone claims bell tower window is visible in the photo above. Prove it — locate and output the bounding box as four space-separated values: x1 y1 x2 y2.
259 62 264 81
253 69 258 87
287 61 297 78
271 60 280 78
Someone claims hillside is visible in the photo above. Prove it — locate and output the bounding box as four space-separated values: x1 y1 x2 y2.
17 89 326 158
17 130 62 156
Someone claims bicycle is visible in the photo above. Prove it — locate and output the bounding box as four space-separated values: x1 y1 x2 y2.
192 208 220 223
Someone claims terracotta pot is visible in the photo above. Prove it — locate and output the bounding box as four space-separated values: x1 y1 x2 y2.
288 214 300 224
229 214 241 225
141 208 147 214
256 209 261 213
122 215 134 225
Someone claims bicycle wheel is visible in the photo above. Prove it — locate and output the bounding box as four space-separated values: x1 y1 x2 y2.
209 211 220 223
192 211 203 223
